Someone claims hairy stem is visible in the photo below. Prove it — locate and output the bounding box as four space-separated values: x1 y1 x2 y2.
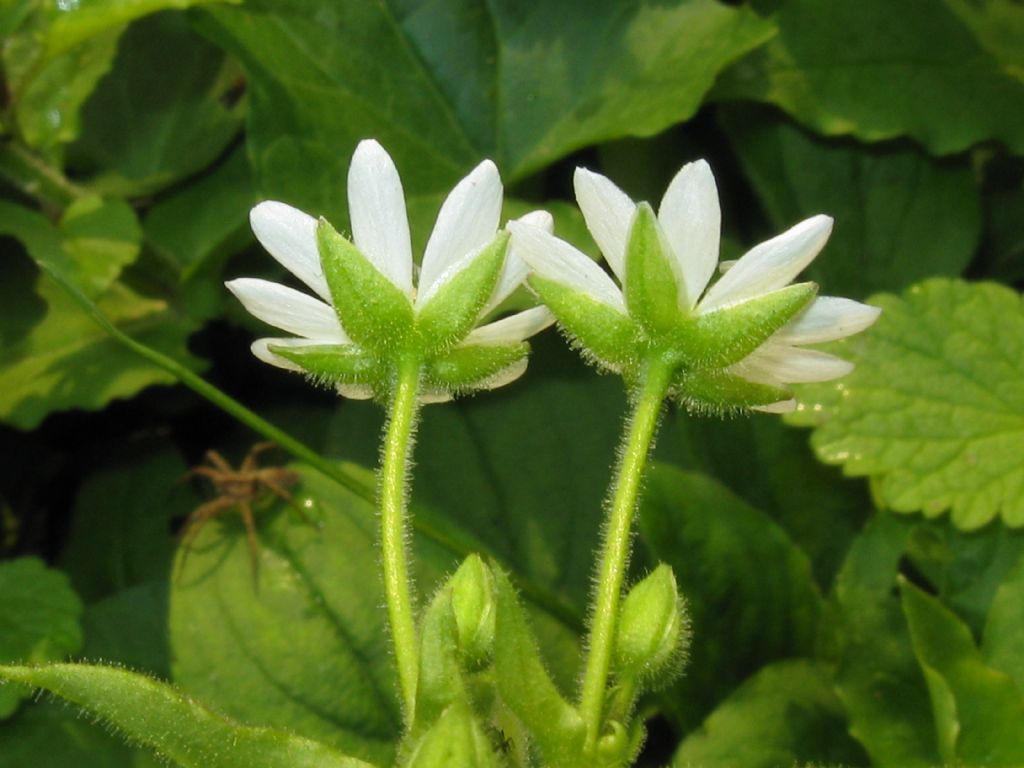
380 356 423 720
579 358 672 754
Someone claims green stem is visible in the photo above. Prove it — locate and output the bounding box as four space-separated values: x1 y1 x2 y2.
0 141 88 210
579 358 672 754
380 356 422 720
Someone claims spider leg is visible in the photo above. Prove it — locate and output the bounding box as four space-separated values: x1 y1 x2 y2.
241 442 277 472
262 474 316 527
204 450 233 473
238 500 262 588
176 497 235 579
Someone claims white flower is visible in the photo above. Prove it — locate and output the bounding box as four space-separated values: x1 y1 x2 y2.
509 160 880 413
226 140 553 402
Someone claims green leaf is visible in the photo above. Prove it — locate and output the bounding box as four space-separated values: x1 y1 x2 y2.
197 0 772 220
830 515 938 768
672 660 866 768
983 556 1024 696
788 279 1024 529
718 0 1024 154
901 579 1024 765
491 566 584 765
0 663 377 768
317 219 414 354
624 204 679 335
637 465 822 730
416 233 508 355
69 12 244 196
721 106 981 298
170 464 437 765
0 558 83 718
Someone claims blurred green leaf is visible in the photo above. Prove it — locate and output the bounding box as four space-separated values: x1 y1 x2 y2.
788 279 1024 530
0 557 83 718
0 663 377 768
197 0 772 220
902 578 1024 765
721 106 980 298
636 464 822 730
983 556 1024 695
718 0 1024 154
672 660 866 768
830 515 938 768
70 12 244 196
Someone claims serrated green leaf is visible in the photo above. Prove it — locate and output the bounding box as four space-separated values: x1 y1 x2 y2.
672 660 866 768
0 663 377 768
830 515 938 768
721 106 980 298
0 558 83 718
637 465 822 730
197 0 772 221
416 233 508 355
624 204 679 335
718 0 1024 154
423 342 527 395
317 219 414 355
901 579 1024 765
788 279 1024 529
69 12 244 196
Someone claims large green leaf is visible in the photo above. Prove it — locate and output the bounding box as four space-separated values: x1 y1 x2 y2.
829 515 938 768
70 12 244 196
718 0 1024 154
672 660 866 768
636 464 822 730
721 106 980 298
902 579 1024 765
0 558 83 718
788 279 1024 530
196 0 772 219
983 556 1024 696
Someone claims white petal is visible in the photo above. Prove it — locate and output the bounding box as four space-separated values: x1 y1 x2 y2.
774 297 882 345
658 159 721 309
508 221 626 313
250 202 331 302
226 278 349 342
251 337 332 372
732 343 854 384
574 167 635 281
484 210 554 315
347 139 414 295
754 399 797 414
465 306 555 345
699 215 833 313
419 159 502 302
337 383 375 400
416 242 486 309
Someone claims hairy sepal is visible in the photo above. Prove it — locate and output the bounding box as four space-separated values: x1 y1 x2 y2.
672 369 792 415
401 702 502 768
268 343 385 391
424 342 527 395
0 663 377 768
675 283 817 369
317 219 414 353
624 204 681 336
416 233 508 355
529 275 636 372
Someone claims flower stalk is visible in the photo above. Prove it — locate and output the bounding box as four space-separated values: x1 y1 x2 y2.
579 356 672 754
380 355 423 719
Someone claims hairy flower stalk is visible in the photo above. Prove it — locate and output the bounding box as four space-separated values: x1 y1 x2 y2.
511 159 880 754
228 139 553 720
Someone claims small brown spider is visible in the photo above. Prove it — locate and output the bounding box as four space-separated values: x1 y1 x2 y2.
178 442 302 583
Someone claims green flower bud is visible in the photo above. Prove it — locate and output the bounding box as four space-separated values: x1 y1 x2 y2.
613 564 689 686
403 703 501 768
449 554 496 668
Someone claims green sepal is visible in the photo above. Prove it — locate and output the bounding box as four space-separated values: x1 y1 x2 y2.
673 282 817 369
0 663 378 768
672 368 792 415
267 343 385 391
317 219 414 353
416 232 508 355
491 564 585 765
401 703 502 768
529 275 637 372
624 203 681 335
424 342 527 394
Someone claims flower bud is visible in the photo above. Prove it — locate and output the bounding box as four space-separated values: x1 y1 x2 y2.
613 564 689 685
449 554 496 667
